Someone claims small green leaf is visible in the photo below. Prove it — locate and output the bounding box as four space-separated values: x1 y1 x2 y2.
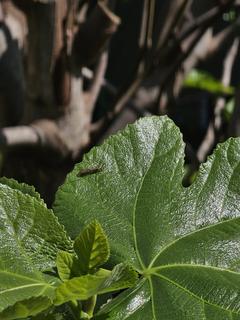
54 264 137 306
184 69 234 95
0 296 52 320
56 251 81 281
74 221 110 274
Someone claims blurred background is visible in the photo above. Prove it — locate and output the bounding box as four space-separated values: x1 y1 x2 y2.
0 0 240 204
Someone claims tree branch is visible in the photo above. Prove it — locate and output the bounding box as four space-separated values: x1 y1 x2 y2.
85 50 109 111
176 0 235 45
72 1 120 69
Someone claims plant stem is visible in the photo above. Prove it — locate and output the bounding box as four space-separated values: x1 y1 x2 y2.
68 300 81 320
82 295 97 318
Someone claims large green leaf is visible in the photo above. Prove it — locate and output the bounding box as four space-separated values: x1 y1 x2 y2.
54 116 240 319
0 181 72 314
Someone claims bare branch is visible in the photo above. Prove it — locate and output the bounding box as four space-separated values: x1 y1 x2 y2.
0 126 39 147
85 50 108 111
104 0 157 125
215 38 239 130
197 37 239 162
228 88 240 137
0 120 69 157
176 0 235 45
72 1 120 68
0 2 4 21
156 0 191 51
197 123 215 163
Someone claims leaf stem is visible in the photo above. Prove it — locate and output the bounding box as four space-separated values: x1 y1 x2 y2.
68 300 81 320
82 295 97 318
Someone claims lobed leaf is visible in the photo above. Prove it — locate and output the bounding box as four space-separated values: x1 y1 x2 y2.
54 116 240 319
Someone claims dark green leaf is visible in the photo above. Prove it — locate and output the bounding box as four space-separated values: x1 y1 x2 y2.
0 182 71 314
54 116 240 319
0 182 72 272
0 177 43 204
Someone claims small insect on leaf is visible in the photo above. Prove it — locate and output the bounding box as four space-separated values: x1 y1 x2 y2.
77 167 102 177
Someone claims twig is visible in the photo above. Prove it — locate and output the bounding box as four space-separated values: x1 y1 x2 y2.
0 2 4 21
215 38 239 131
85 50 109 111
72 1 120 68
228 88 240 137
156 28 207 113
146 0 155 49
197 37 239 162
104 0 156 125
176 0 235 45
82 66 150 120
156 0 191 52
139 0 150 48
155 14 239 114
197 122 215 163
155 0 235 69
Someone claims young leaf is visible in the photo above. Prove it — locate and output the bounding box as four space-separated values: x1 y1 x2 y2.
184 69 234 95
56 251 81 281
54 116 240 319
73 220 110 274
0 296 52 320
54 264 137 306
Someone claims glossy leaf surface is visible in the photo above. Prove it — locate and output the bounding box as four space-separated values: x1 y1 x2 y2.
0 182 72 271
0 181 71 314
54 116 240 319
